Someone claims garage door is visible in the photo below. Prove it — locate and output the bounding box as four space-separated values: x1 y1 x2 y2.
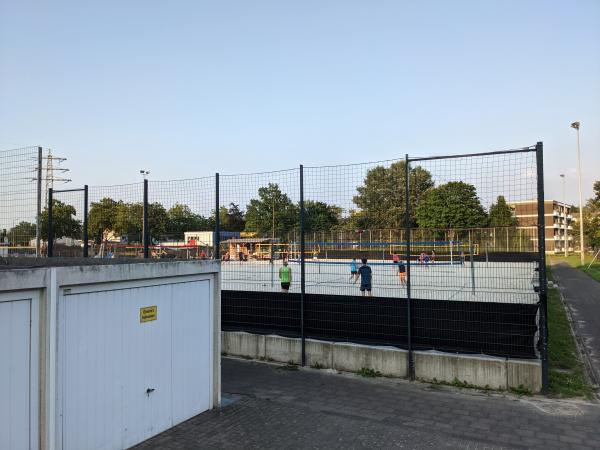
0 292 39 450
58 279 212 450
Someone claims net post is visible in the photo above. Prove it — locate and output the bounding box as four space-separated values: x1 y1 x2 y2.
405 154 414 380
36 147 42 257
300 164 306 366
143 179 149 259
536 141 549 394
214 173 220 260
83 185 89 257
48 188 54 257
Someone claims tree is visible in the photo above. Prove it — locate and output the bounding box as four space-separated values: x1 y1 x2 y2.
40 200 82 240
245 183 298 237
88 197 120 242
353 161 434 229
113 202 169 242
219 203 245 232
7 221 36 245
303 200 341 233
582 180 600 250
167 203 212 239
415 181 488 229
488 196 517 226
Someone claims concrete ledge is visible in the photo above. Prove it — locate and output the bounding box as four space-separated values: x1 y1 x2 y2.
222 331 265 360
264 335 302 364
507 359 542 392
332 342 408 377
221 331 541 392
414 351 507 390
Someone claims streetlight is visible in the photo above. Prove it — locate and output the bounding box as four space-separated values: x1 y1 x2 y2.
560 174 567 257
571 121 585 265
139 169 150 180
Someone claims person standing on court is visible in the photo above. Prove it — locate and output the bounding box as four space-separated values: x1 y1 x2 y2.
398 259 406 287
279 258 292 293
358 258 372 297
349 257 359 283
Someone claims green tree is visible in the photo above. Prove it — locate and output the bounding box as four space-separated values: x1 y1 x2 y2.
303 200 341 233
582 180 600 249
88 197 120 242
488 195 517 226
7 221 36 245
167 204 212 239
113 202 169 242
40 200 82 240
219 203 245 232
245 183 298 237
353 161 434 229
415 181 488 229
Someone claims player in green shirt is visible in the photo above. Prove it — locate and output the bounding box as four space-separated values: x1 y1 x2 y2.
279 259 292 292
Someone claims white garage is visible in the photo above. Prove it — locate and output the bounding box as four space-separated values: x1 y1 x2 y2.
0 260 220 450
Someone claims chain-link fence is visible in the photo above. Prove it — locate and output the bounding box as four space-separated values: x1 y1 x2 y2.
0 146 42 256
38 143 548 390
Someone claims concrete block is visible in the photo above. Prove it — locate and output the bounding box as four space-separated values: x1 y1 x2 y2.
264 335 302 364
222 331 265 359
414 351 507 390
507 359 542 393
305 339 334 368
332 342 408 378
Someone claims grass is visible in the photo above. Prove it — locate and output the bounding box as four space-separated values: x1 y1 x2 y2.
358 367 382 378
546 265 595 399
549 254 600 283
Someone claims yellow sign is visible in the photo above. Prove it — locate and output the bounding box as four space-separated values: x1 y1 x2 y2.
140 306 157 323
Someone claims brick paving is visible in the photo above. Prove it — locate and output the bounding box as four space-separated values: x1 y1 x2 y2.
134 358 600 449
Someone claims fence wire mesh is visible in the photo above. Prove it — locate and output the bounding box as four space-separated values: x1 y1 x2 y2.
34 144 546 368
48 189 86 257
0 146 41 256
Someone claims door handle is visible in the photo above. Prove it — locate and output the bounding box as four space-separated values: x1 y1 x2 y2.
146 388 155 396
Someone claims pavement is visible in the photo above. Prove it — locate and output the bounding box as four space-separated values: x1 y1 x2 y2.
135 358 600 450
551 262 600 385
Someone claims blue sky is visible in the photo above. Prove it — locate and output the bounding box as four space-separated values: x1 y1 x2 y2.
1 0 599 204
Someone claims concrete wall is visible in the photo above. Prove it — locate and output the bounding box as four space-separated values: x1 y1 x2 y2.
222 331 541 392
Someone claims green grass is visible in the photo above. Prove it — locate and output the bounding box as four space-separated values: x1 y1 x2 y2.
549 254 600 283
546 266 595 399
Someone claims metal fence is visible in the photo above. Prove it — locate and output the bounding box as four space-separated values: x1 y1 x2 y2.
40 143 548 391
0 146 42 256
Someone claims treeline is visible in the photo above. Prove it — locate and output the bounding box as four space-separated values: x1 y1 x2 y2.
3 162 522 244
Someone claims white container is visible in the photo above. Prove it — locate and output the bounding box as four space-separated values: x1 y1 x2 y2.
0 260 221 450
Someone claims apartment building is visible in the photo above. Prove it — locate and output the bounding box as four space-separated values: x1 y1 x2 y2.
509 200 573 253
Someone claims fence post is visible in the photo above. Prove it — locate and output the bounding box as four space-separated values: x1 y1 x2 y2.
536 141 549 394
405 155 414 380
300 165 306 366
143 179 149 259
47 188 54 257
215 173 220 260
36 147 42 257
83 185 89 257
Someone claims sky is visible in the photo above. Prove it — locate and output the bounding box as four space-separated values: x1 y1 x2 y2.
1 0 599 205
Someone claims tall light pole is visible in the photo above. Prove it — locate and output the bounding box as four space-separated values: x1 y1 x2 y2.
560 174 567 257
571 122 585 265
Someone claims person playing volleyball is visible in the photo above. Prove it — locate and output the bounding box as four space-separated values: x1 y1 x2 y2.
397 259 406 287
349 258 359 283
358 258 372 297
279 259 292 293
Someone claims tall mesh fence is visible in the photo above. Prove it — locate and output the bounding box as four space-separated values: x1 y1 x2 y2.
34 144 547 379
48 188 86 257
0 146 41 256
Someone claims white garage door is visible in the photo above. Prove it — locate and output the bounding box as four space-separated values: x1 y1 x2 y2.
0 292 39 450
58 279 212 450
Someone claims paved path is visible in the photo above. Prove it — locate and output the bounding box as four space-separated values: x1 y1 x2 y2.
135 358 600 450
552 262 600 384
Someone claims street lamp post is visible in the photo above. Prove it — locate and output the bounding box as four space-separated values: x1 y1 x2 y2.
571 122 585 265
560 174 567 257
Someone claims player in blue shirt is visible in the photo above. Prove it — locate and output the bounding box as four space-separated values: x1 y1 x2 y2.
349 258 359 283
358 258 372 297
